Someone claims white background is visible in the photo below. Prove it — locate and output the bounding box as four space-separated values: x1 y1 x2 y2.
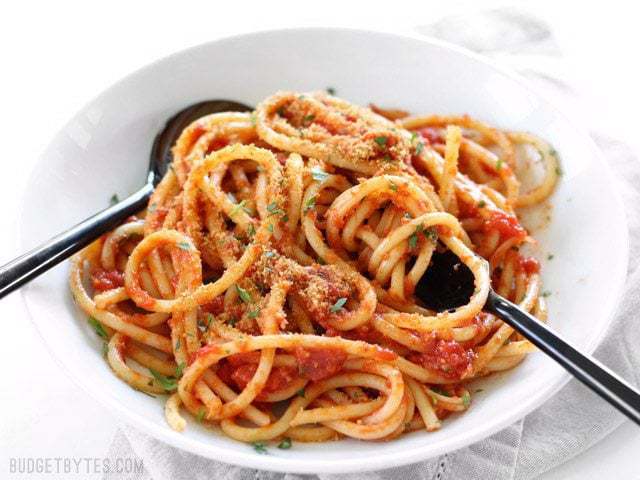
1 0 639 478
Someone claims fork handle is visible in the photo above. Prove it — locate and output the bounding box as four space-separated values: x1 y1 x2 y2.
0 183 153 299
486 289 640 425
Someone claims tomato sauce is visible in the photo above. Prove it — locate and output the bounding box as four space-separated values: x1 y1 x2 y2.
483 211 527 241
216 359 297 398
294 347 347 382
519 256 540 275
409 333 475 379
205 137 228 154
201 296 225 316
90 269 124 292
418 127 442 145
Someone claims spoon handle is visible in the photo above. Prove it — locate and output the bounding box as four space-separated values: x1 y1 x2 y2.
0 183 153 299
486 290 640 425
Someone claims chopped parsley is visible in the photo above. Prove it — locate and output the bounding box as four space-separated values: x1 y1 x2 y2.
236 284 253 304
267 223 274 233
175 361 186 377
408 231 418 249
278 438 292 450
230 199 252 217
477 200 487 208
416 142 425 155
303 114 315 123
304 196 317 212
462 391 471 408
175 339 181 351
389 181 398 192
430 387 451 397
264 250 276 258
330 297 347 313
555 165 563 176
247 308 260 319
547 254 554 260
541 290 552 298
109 194 119 206
311 167 329 182
317 257 326 265
424 227 438 242
277 106 286 116
374 136 388 147
196 408 206 423
252 442 268 454
496 158 504 171
177 242 191 251
296 388 306 398
267 202 284 216
149 369 177 392
247 224 256 237
101 342 108 357
326 87 336 95
88 317 108 339
250 112 257 126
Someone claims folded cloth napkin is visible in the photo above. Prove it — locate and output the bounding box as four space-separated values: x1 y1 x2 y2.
103 8 640 480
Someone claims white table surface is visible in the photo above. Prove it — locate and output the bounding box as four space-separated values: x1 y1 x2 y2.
1 1 639 478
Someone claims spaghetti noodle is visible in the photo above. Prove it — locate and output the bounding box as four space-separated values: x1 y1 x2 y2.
70 91 559 444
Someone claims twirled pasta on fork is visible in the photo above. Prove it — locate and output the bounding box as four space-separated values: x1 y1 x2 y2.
70 91 559 444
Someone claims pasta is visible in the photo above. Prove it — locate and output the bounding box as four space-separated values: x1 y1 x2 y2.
70 91 559 445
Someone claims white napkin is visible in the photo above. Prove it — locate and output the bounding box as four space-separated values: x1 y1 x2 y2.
103 8 640 480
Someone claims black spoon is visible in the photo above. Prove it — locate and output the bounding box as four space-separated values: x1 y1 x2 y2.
416 250 640 425
0 100 253 299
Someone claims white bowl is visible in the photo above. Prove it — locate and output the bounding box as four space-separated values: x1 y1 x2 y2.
18 28 628 474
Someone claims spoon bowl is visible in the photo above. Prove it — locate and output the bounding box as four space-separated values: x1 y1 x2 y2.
0 99 253 298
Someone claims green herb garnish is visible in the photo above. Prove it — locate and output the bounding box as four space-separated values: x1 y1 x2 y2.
252 442 268 454
462 391 471 408
329 297 347 313
109 194 119 206
149 369 177 392
389 181 398 192
267 202 284 216
311 167 329 182
175 361 186 377
304 196 317 212
177 242 191 251
196 408 206 423
374 136 388 147
326 87 336 95
236 284 253 304
88 317 108 339
496 158 504 171
477 200 487 208
278 438 292 449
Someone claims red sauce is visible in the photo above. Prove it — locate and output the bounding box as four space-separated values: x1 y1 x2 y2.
408 333 475 380
205 137 228 154
226 351 260 366
224 363 298 397
195 344 222 360
483 211 527 241
90 269 124 292
275 152 288 165
418 127 442 145
519 256 540 274
294 347 347 382
201 296 225 315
